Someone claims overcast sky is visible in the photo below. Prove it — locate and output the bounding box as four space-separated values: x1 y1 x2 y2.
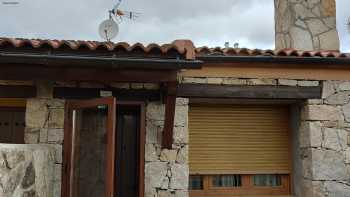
0 0 349 51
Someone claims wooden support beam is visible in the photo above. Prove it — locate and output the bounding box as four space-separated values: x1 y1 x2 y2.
54 87 161 101
162 83 177 149
0 64 177 83
177 84 322 99
0 85 36 98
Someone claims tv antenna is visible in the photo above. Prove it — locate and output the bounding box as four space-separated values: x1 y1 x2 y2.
98 0 140 41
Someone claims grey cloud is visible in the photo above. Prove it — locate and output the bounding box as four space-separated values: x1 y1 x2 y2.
0 0 348 51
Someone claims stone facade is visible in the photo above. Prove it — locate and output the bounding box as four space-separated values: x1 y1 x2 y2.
21 81 188 197
300 81 350 197
1 76 350 197
181 76 350 196
0 144 55 197
275 0 340 51
145 98 189 197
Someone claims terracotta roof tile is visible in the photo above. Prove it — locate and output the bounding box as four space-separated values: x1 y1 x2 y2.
1 38 350 60
195 47 350 58
0 37 195 59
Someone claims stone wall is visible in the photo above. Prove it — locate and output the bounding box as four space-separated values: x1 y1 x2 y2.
24 81 64 197
145 98 189 197
0 144 55 197
300 81 350 196
181 76 350 196
275 0 340 51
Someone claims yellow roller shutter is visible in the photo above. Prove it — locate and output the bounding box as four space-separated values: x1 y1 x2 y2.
189 104 290 175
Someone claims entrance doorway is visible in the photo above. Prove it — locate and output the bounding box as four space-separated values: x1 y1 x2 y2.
63 98 145 197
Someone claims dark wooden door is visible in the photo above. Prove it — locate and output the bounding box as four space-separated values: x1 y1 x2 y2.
115 106 140 197
63 97 116 197
0 108 25 144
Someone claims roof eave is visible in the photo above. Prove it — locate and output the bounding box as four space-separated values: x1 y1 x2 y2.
197 55 350 66
0 52 203 70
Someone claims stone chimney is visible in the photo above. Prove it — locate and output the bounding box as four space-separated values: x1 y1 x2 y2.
275 0 340 51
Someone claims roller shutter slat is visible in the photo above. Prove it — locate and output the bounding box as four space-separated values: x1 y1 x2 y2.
189 104 290 175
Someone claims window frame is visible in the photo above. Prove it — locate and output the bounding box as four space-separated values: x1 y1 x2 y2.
189 174 291 196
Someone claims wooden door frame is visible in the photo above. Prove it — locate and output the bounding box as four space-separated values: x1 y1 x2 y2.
117 101 145 197
62 97 116 197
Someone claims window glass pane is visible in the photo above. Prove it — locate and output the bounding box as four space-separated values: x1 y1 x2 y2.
212 175 242 187
189 176 203 190
253 174 282 187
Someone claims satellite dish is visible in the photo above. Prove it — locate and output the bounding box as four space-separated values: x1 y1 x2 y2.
99 19 119 41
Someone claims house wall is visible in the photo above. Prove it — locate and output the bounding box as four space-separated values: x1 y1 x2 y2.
180 75 350 197
145 99 189 197
300 81 350 196
20 81 189 197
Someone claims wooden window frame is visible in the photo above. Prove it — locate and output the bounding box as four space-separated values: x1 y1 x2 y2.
190 174 291 196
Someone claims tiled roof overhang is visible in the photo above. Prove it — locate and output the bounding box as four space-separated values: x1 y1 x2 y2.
0 38 201 70
195 47 350 65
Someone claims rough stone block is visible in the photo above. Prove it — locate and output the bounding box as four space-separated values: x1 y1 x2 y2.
145 144 159 162
207 78 223 85
302 105 343 121
174 106 188 127
342 103 350 122
278 79 298 86
170 164 189 190
312 149 349 181
0 80 33 86
322 81 336 99
247 79 277 86
298 80 320 87
47 129 64 144
306 99 323 105
146 120 163 144
324 181 350 197
131 83 144 89
48 108 65 129
144 83 160 90
24 131 40 144
110 83 130 89
182 77 207 84
176 146 188 164
339 82 350 91
176 98 189 106
147 102 165 121
319 29 340 50
160 149 177 162
173 126 188 144
325 91 350 105
299 121 322 148
49 144 63 164
145 162 168 188
346 148 350 164
322 128 347 151
158 190 173 197
26 99 49 128
222 78 247 85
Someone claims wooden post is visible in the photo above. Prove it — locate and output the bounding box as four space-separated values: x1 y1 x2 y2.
162 82 177 149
